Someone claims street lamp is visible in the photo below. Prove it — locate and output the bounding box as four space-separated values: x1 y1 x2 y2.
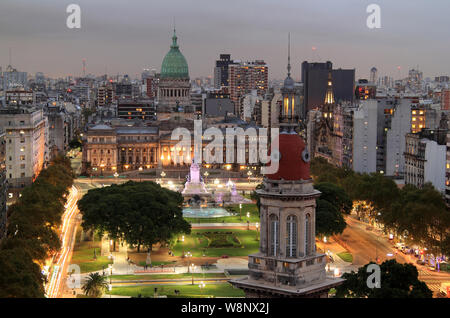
113 171 119 178
189 263 196 285
204 171 209 183
246 212 250 230
239 203 242 221
199 281 205 296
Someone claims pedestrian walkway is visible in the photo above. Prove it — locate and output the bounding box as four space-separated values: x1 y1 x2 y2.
191 223 258 228
111 242 138 275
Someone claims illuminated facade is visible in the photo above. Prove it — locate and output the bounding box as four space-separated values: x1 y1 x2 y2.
229 60 268 116
157 29 191 110
0 108 48 192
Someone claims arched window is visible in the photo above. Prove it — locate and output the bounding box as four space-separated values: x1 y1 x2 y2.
269 214 279 256
286 215 297 257
305 213 311 255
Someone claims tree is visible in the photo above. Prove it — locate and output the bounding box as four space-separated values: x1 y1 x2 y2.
82 273 109 298
251 183 264 211
315 182 352 215
69 138 82 149
0 247 45 298
314 183 347 238
316 199 346 238
335 260 433 298
78 181 191 255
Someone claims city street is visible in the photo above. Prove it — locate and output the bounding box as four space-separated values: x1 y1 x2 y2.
337 216 450 294
44 185 82 298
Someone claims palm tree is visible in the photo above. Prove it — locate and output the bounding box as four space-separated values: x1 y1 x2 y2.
82 273 109 298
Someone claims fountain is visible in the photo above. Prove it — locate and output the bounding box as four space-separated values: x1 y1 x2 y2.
181 162 251 218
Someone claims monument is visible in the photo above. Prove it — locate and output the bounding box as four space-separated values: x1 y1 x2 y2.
181 160 210 204
229 40 343 297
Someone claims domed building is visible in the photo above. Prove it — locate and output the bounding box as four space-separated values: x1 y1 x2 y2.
230 40 343 297
157 29 191 111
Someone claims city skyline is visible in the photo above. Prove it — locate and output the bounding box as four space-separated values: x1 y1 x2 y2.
1 0 450 80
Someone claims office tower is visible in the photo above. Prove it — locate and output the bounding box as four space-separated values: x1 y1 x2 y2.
370 67 378 84
352 100 378 173
301 61 355 113
213 54 235 88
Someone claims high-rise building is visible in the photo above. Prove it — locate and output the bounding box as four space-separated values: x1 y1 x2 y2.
97 83 115 107
352 100 378 173
117 99 156 121
229 60 268 116
301 61 355 113
404 130 446 192
442 89 450 111
370 67 378 84
213 54 236 88
0 65 27 89
0 107 48 199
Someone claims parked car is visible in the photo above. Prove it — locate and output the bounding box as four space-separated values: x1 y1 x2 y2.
416 260 426 265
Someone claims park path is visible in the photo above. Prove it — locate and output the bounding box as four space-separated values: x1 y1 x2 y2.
112 241 138 275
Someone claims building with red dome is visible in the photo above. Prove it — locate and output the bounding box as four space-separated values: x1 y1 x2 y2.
230 38 343 297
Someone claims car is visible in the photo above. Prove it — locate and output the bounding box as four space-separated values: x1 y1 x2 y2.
221 255 229 258
416 260 426 265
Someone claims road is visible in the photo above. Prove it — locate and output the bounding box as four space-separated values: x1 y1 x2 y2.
338 216 450 294
45 185 82 298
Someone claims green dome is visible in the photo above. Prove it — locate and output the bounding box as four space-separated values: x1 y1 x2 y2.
160 29 189 79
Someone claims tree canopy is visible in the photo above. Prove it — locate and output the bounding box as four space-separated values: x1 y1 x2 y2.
315 183 348 237
0 155 74 297
78 181 191 253
311 158 450 256
335 260 433 298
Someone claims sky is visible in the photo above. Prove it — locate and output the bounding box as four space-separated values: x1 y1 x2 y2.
1 0 449 81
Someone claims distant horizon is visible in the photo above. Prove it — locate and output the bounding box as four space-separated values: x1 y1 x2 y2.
1 0 449 81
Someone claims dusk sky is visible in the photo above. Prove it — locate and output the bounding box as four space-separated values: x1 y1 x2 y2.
1 0 449 81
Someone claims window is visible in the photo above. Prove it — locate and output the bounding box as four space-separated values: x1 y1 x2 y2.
286 215 297 257
305 213 311 255
269 214 279 256
20 155 25 161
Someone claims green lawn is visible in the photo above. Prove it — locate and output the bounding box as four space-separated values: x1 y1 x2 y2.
108 283 245 298
110 273 226 281
71 228 113 273
184 203 259 224
173 229 259 257
337 252 353 263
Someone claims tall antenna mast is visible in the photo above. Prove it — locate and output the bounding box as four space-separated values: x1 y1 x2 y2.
287 33 291 78
8 48 12 66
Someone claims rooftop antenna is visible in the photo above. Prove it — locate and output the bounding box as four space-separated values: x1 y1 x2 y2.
82 59 86 77
287 33 291 78
8 47 12 66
